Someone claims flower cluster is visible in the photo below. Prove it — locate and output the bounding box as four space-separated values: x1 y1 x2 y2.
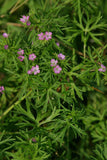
50 53 65 74
38 32 52 40
17 48 25 61
28 65 40 75
16 48 38 74
2 32 9 49
0 86 4 94
20 15 31 26
50 59 62 74
98 64 106 72
27 53 39 75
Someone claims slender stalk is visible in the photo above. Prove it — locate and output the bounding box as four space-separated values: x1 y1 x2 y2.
7 22 24 27
84 43 86 58
44 0 48 10
67 127 70 159
10 0 21 14
91 86 104 94
10 0 28 14
0 89 32 120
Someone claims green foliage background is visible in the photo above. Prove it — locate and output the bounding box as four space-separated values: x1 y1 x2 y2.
0 0 107 160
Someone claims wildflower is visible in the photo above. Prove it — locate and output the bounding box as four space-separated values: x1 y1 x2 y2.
20 15 31 26
50 59 58 67
0 86 4 94
32 138 37 143
98 64 106 72
58 53 65 60
27 70 32 74
38 32 45 40
18 56 24 61
45 32 52 40
56 42 60 47
53 65 62 74
26 21 31 26
31 65 40 75
17 48 24 55
4 45 8 49
3 33 9 38
29 53 36 61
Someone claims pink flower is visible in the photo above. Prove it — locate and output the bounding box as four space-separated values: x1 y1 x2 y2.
51 59 58 67
38 32 45 40
29 53 36 61
31 65 40 75
27 70 32 74
3 33 9 38
26 21 31 26
53 65 62 74
18 56 24 61
0 86 4 94
17 48 24 55
32 138 36 143
4 45 8 49
98 64 106 72
20 16 29 23
45 32 52 40
20 15 31 25
58 53 65 60
56 42 60 47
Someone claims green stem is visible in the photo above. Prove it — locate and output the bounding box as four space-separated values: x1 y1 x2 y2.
0 89 32 120
84 43 86 58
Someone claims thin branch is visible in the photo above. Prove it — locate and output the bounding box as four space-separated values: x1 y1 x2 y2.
7 22 24 27
10 0 28 14
10 0 21 13
91 86 104 94
0 89 32 120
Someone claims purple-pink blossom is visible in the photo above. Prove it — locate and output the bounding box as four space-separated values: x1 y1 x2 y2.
50 59 58 67
4 45 8 49
29 53 36 61
31 65 40 75
3 33 9 38
53 65 62 74
58 53 65 60
32 138 36 143
17 48 24 55
38 32 45 40
27 70 32 74
26 21 31 26
38 32 52 40
45 32 52 40
18 56 24 61
20 15 31 26
0 86 4 94
98 64 106 72
56 42 60 47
